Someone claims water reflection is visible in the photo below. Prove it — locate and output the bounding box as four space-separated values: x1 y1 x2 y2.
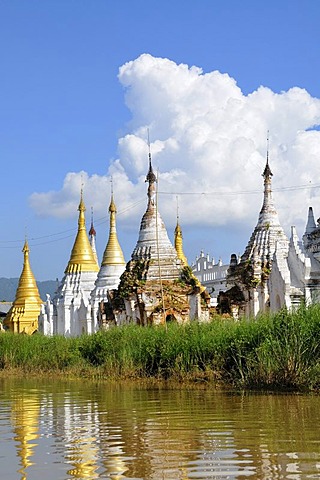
0 379 320 479
10 391 40 480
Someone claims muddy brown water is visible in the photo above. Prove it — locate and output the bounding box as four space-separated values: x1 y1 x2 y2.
0 378 319 479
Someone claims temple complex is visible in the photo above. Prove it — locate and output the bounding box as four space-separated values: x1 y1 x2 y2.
6 136 320 333
4 239 42 334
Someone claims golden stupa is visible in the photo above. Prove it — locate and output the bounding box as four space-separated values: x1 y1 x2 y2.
174 215 207 294
101 194 125 267
65 192 99 274
4 239 42 334
174 217 188 266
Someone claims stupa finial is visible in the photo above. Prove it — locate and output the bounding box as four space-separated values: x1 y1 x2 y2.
145 130 157 208
89 206 96 237
176 195 180 223
65 191 99 273
263 130 273 179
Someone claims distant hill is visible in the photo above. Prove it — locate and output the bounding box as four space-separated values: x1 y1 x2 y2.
0 278 58 302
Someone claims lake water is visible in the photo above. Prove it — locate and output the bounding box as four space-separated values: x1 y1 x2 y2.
0 378 319 479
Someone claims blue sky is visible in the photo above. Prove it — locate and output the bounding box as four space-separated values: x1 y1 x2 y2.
1 0 320 281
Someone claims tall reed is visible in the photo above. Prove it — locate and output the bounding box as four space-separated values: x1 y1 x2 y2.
1 305 320 390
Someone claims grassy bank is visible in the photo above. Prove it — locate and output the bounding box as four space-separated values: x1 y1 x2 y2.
1 305 320 390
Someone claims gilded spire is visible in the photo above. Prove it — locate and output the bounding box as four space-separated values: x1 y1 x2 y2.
174 198 188 266
14 240 42 306
65 192 99 273
101 189 125 266
3 239 42 334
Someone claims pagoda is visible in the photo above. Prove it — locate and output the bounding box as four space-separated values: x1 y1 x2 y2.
90 191 126 330
4 239 42 334
113 152 210 325
174 213 188 267
226 149 289 317
39 192 99 336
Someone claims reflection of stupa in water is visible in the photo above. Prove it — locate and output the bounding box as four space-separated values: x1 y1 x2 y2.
58 393 129 480
62 397 100 479
67 444 99 480
65 413 128 479
11 392 40 480
66 428 100 479
102 451 128 479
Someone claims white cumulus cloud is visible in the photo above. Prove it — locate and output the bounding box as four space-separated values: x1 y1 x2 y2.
29 53 320 256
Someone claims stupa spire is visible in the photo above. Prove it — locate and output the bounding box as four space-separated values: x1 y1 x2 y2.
174 197 188 266
131 141 182 281
89 206 96 237
145 134 157 210
101 179 125 266
65 190 99 273
257 132 280 227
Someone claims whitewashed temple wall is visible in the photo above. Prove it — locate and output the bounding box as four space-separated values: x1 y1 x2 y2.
268 249 292 312
191 251 228 305
90 264 126 332
38 271 97 336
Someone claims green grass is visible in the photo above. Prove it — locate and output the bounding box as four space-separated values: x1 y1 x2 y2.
1 305 320 390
